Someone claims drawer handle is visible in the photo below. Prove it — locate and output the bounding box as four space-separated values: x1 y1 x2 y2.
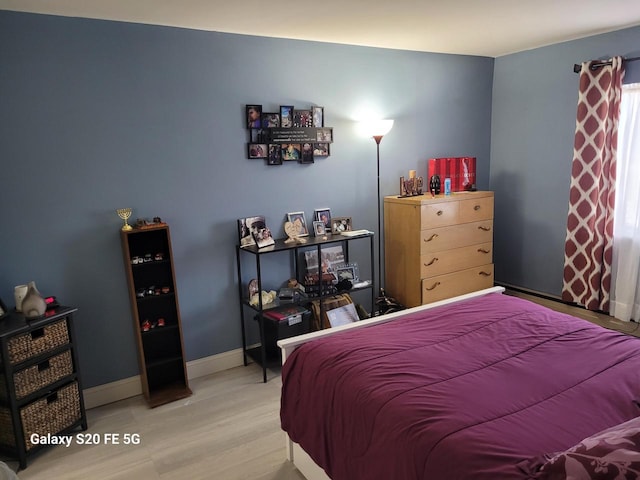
424 257 439 266
31 328 45 340
477 248 491 254
46 392 59 404
424 234 439 242
474 205 481 211
437 210 443 216
478 225 492 232
425 281 441 291
479 271 492 277
37 359 51 372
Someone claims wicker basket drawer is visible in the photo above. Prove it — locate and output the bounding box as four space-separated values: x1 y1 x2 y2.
0 350 74 402
0 381 81 450
7 319 70 365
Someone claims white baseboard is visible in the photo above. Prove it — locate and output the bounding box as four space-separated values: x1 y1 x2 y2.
82 348 245 409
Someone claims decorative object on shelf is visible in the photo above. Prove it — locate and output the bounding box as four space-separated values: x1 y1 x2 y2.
249 289 277 307
359 118 396 314
314 208 332 231
428 157 477 192
429 174 441 196
14 284 28 312
287 211 309 237
248 279 258 299
334 263 360 282
284 221 308 244
0 297 7 317
238 216 266 248
331 216 352 234
116 208 133 231
312 221 326 237
251 222 275 249
399 169 424 197
245 103 333 164
21 281 47 319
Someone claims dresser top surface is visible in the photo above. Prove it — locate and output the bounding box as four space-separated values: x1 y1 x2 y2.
384 190 493 206
0 306 77 338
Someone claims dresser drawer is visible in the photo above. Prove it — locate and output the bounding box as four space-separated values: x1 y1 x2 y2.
3 350 74 401
420 201 457 228
0 381 81 450
458 196 494 223
420 242 493 278
420 221 494 254
7 319 70 365
421 264 494 304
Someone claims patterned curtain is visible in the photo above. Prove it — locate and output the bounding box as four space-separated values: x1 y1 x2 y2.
562 57 624 311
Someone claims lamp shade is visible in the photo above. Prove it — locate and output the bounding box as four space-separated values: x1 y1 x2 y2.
357 119 394 138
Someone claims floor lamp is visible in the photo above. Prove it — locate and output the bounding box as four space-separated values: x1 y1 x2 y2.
362 119 394 313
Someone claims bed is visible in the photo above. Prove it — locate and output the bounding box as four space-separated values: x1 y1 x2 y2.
278 287 640 480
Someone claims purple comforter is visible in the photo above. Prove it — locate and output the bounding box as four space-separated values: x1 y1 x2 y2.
280 293 640 480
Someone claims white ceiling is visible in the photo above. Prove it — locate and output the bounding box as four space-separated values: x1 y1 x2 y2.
2 0 640 57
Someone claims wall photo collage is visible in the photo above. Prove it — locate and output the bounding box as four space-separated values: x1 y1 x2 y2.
246 104 333 165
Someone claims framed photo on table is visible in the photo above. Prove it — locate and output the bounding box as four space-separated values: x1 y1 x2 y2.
331 216 352 234
287 211 309 237
313 221 326 236
314 208 331 231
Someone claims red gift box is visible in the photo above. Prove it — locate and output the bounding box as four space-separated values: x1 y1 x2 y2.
427 157 476 192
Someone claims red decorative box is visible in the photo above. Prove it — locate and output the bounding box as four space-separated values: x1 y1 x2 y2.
427 157 477 192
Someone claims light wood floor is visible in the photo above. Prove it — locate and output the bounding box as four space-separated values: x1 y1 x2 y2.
2 289 638 479
2 363 303 480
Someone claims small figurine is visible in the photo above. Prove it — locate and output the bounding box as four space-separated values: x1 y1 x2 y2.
429 174 441 196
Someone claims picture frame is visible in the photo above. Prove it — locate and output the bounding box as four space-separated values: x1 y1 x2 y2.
293 110 313 128
331 216 352 234
300 143 314 164
282 143 301 161
313 221 326 236
287 211 309 237
335 263 360 282
313 143 330 157
312 106 324 127
267 144 282 165
252 224 275 249
250 128 268 143
238 216 266 247
248 143 267 159
246 104 262 129
316 127 333 142
314 208 332 231
261 112 280 128
304 245 345 274
280 105 294 128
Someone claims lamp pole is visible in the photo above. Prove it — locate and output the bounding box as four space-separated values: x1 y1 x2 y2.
373 135 384 302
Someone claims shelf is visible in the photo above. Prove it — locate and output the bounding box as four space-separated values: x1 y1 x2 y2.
147 382 192 408
121 224 191 407
238 232 374 255
237 231 376 382
242 281 373 313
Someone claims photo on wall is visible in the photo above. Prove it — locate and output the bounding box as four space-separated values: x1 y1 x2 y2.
246 105 262 129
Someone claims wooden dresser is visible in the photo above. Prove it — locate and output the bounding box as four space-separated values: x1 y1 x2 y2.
384 191 494 308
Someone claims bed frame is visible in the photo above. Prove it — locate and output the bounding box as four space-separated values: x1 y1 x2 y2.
277 286 506 480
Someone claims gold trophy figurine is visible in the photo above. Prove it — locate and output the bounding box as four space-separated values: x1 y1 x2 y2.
116 208 133 231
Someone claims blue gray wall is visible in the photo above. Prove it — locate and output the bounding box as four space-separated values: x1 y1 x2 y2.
0 11 493 388
491 26 640 297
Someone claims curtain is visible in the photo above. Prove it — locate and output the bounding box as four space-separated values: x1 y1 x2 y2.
610 83 640 321
562 57 624 311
